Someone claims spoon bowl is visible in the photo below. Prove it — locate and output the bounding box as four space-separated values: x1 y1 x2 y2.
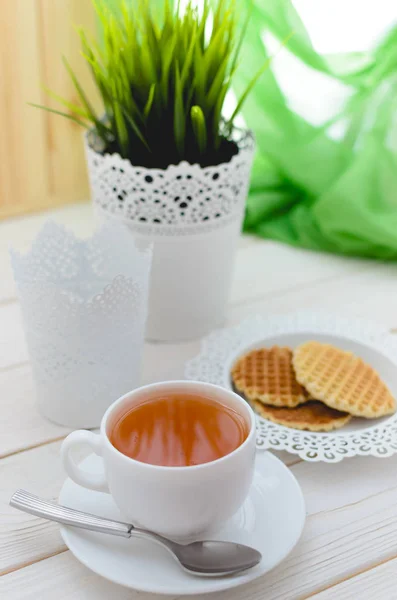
172 540 262 575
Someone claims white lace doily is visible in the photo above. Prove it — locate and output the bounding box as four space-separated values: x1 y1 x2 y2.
185 313 397 462
85 128 255 236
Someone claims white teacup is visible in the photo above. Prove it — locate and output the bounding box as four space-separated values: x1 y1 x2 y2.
61 381 256 540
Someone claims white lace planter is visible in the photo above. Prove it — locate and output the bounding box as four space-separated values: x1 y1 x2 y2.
10 222 152 428
85 129 255 341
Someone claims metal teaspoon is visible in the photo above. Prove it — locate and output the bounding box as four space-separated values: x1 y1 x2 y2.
10 489 261 577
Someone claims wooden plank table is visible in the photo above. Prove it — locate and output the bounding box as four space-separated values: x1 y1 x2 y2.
1 203 397 599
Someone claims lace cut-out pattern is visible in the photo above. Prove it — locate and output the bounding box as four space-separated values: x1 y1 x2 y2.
10 221 152 427
85 129 255 236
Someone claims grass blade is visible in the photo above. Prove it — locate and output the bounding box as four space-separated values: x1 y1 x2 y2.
118 103 151 152
191 105 207 153
174 65 185 157
62 56 110 137
207 53 231 107
144 83 156 118
228 32 294 126
42 87 91 120
28 103 89 128
229 2 253 75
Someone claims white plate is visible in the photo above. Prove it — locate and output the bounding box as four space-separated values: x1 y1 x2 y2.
185 313 397 462
59 451 305 595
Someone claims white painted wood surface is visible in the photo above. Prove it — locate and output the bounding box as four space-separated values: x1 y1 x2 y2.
1 203 397 599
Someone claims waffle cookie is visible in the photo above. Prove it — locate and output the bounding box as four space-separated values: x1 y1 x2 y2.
253 400 352 431
231 346 310 408
293 341 396 418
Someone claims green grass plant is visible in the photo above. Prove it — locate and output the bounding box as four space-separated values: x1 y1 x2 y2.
31 0 271 168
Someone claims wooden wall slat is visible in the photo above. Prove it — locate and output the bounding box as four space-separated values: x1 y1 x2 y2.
0 0 49 218
38 0 101 206
0 1 100 219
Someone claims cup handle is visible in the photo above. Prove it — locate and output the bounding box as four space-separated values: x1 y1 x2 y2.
61 431 109 493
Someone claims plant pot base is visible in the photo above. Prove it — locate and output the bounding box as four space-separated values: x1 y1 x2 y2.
135 220 240 341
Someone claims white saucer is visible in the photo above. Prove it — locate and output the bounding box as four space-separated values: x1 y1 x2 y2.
59 451 305 595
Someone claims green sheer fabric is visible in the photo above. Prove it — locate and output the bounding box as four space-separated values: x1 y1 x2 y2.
235 0 397 258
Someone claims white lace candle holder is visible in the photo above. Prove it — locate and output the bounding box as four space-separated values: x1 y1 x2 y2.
10 221 152 428
85 127 255 341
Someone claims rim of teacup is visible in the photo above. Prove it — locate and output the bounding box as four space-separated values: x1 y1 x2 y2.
100 380 256 471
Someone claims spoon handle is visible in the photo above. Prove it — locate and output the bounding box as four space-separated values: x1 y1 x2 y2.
10 489 132 538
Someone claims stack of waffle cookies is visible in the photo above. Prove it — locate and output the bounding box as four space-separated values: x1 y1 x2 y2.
231 342 396 432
